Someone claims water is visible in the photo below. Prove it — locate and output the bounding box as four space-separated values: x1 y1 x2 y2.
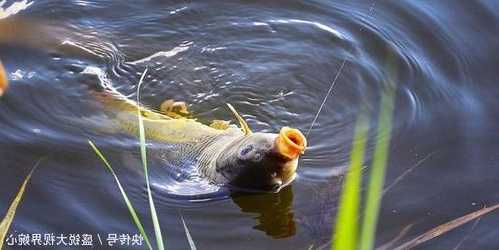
1 0 499 249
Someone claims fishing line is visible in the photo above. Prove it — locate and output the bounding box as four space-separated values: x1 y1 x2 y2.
305 0 378 138
305 59 346 137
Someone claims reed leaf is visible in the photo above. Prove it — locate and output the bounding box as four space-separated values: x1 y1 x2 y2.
332 112 369 250
393 204 499 250
359 59 397 250
136 68 165 250
88 140 153 250
0 158 42 249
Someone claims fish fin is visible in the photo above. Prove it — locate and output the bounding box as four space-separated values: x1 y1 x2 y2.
226 103 252 135
159 99 190 119
210 120 231 130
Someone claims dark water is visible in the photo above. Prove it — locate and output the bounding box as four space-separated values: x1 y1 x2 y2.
1 0 499 249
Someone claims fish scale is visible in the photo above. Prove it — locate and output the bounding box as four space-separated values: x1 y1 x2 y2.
97 90 245 185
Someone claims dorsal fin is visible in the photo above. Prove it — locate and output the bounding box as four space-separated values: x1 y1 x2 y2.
226 103 252 135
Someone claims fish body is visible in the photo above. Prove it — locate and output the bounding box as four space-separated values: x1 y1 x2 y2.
95 89 306 192
0 17 307 192
95 91 247 184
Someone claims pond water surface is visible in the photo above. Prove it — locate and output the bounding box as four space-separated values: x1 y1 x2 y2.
1 0 499 249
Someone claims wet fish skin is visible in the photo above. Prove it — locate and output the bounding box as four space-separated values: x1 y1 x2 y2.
0 17 308 192
97 89 306 192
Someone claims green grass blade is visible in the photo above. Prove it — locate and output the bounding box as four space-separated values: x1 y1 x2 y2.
136 68 165 250
332 112 369 250
0 158 41 249
180 212 197 250
359 63 397 250
88 140 153 250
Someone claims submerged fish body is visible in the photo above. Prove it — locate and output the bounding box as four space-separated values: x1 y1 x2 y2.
0 18 307 192
95 91 246 184
96 90 307 192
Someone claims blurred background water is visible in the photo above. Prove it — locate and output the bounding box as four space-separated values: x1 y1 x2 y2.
1 0 499 249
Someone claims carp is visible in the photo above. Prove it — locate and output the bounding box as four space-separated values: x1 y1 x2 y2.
0 17 307 192
96 89 307 192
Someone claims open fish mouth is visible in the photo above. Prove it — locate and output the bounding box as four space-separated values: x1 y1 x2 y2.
276 127 307 160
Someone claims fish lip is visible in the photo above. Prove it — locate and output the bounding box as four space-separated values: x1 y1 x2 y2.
275 127 307 160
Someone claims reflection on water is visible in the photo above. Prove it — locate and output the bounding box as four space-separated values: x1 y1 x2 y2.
231 186 296 239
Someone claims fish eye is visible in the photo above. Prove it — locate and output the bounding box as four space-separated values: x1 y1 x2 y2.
240 145 254 156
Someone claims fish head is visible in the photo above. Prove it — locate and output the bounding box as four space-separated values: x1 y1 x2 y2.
216 127 307 192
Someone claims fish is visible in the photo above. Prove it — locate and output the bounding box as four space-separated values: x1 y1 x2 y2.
96 89 307 192
0 17 307 192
